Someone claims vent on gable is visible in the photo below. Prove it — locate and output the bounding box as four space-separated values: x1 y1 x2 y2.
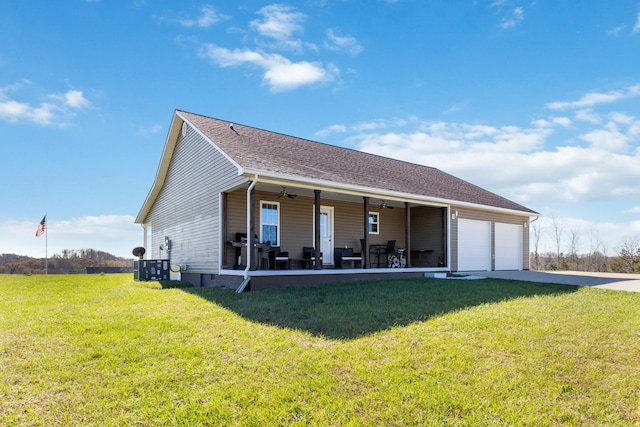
181 122 188 137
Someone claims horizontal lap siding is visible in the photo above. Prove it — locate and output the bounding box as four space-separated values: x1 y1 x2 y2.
410 206 446 266
148 125 246 273
224 190 417 266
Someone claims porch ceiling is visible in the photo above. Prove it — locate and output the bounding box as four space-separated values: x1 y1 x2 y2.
253 181 429 209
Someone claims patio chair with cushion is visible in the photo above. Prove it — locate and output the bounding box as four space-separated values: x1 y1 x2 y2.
269 246 290 270
334 247 362 269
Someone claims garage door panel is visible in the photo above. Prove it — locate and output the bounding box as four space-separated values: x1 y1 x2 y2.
495 223 523 270
458 219 491 271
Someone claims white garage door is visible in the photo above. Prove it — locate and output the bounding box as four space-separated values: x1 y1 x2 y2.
458 219 491 271
495 223 523 270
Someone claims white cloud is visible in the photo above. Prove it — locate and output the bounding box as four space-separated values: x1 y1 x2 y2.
178 5 229 28
250 4 306 45
0 215 141 259
609 112 635 125
501 7 524 29
345 91 640 207
579 122 629 151
324 29 363 55
315 124 347 137
0 83 90 126
574 109 601 124
61 90 90 108
633 12 640 33
623 206 640 214
608 24 626 36
546 84 640 110
199 43 337 92
487 1 529 30
551 116 572 127
137 124 163 136
353 119 391 132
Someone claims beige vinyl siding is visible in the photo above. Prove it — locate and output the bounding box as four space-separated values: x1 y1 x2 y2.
409 206 446 267
147 124 246 273
224 190 441 267
450 206 530 271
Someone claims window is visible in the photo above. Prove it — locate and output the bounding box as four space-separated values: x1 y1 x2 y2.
260 201 280 245
369 212 379 234
320 212 329 238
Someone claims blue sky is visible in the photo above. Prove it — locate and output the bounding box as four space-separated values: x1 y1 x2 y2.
1 0 639 259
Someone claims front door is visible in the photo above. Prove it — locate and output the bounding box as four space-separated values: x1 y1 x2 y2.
320 206 334 266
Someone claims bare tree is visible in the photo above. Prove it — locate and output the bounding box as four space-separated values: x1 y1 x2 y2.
567 227 581 270
531 219 542 270
549 215 564 269
586 226 610 272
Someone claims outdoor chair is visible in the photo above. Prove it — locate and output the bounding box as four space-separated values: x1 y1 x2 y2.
269 246 290 270
384 240 397 256
334 247 362 269
302 247 322 269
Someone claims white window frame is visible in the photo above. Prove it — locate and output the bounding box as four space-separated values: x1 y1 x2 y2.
260 200 280 245
369 212 380 235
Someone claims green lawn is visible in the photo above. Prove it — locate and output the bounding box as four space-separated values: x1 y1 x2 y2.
1 274 639 426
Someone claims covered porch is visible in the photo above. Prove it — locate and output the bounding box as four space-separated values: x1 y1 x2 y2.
219 178 451 290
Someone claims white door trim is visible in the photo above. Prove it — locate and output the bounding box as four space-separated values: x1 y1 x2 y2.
313 206 334 266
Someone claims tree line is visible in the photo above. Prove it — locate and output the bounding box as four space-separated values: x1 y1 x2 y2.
530 217 640 274
0 249 133 274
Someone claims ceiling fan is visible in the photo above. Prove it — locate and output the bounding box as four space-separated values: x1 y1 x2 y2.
379 200 394 209
278 187 297 199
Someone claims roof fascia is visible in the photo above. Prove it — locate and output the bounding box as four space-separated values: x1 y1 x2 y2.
135 111 246 224
176 111 244 173
135 112 183 224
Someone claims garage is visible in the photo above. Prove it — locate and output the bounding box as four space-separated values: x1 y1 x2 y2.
458 219 491 271
495 223 523 270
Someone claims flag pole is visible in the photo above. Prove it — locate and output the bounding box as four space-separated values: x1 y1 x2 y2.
36 214 48 274
45 213 48 275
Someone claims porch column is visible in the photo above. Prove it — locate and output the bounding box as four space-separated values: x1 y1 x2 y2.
362 196 369 269
249 185 257 271
442 208 448 268
314 190 322 270
221 192 228 268
405 202 411 268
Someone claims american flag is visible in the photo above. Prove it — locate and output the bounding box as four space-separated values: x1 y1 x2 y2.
36 216 46 237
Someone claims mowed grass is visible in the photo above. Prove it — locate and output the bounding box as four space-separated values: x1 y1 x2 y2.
1 274 639 426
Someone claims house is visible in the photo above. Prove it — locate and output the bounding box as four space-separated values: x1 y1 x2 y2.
135 110 538 290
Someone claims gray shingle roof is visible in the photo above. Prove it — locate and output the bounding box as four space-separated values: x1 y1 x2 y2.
179 110 537 215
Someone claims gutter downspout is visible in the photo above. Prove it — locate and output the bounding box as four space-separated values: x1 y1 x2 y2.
243 175 258 281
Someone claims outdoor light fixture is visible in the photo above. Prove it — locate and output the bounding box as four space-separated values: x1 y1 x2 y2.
451 210 458 220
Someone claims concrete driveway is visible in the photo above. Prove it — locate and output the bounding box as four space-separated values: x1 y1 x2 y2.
466 270 640 293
